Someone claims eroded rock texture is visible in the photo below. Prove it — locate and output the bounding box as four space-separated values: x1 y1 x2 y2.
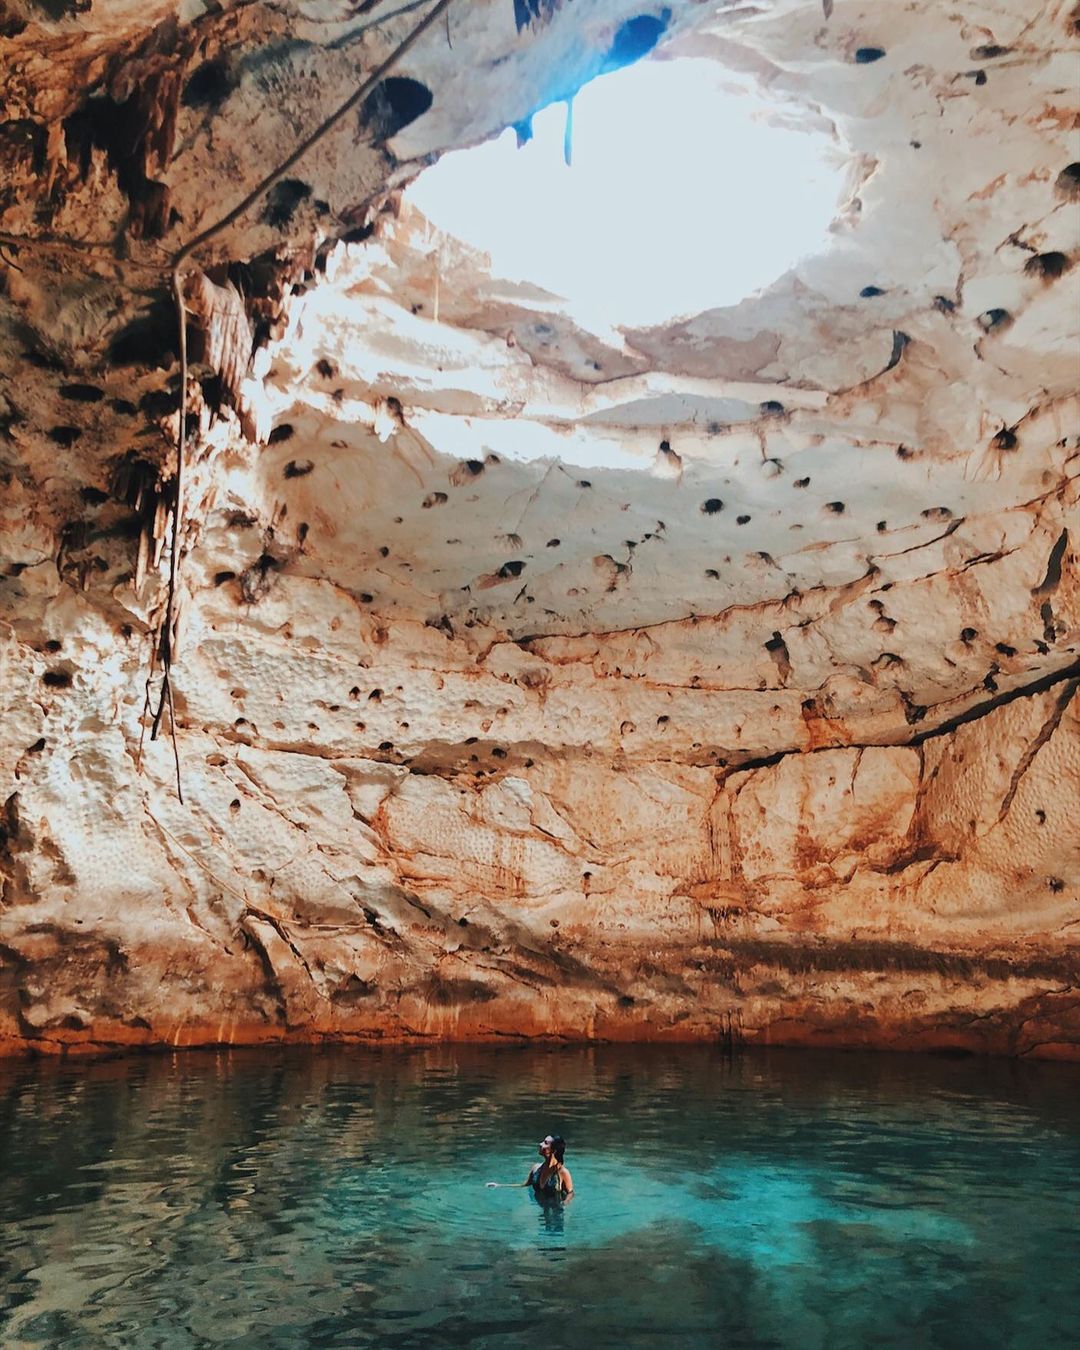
1 0 1078 1057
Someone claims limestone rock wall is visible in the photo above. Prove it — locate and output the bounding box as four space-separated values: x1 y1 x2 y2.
2 588 1076 1058
1 0 1078 1057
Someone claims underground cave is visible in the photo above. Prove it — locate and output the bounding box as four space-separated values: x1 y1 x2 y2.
0 1 1078 1345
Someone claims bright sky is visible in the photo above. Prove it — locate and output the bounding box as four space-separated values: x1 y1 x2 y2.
407 57 844 331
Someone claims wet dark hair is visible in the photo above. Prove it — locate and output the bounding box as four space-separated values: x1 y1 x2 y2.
549 1135 566 1164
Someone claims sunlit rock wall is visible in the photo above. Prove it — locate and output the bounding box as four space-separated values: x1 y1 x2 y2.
1 0 1077 1057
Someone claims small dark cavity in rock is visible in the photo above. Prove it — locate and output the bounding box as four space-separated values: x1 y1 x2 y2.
267 423 294 444
361 77 433 139
854 47 886 63
48 426 82 446
341 222 376 246
139 389 176 420
263 179 312 230
59 383 104 403
284 460 314 479
23 349 63 371
1024 251 1070 280
860 285 886 297
977 308 1011 331
701 498 724 514
602 13 668 72
108 299 177 368
1054 163 1080 198
182 57 233 109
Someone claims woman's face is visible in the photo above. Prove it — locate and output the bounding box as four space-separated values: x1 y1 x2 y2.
538 1136 554 1160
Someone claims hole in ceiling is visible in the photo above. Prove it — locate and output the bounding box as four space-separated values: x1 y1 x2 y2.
406 55 844 331
362 77 434 141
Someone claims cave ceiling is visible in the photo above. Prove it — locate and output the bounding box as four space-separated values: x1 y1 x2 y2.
2 0 1076 750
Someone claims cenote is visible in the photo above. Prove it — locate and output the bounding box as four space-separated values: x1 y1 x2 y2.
2 1047 1078 1348
4 2 1080 1346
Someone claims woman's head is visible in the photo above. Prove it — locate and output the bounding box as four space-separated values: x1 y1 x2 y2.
538 1134 566 1163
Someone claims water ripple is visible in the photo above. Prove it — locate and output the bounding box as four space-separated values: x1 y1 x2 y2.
1 1046 1078 1348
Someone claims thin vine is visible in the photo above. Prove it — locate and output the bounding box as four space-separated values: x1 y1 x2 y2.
143 0 456 799
0 0 457 801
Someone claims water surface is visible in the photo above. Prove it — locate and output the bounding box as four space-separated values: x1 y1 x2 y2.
2 1046 1078 1348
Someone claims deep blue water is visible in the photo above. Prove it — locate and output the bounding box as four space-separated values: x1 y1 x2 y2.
1 1046 1078 1348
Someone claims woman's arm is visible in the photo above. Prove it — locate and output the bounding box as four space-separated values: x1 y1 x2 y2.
485 1165 538 1189
559 1166 574 1195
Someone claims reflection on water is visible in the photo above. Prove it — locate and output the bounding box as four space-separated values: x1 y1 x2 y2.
1 1046 1078 1348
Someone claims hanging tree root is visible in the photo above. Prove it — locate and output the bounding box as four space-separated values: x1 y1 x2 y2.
146 260 188 805
141 0 456 800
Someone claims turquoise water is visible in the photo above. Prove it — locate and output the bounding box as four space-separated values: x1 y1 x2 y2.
1 1046 1078 1348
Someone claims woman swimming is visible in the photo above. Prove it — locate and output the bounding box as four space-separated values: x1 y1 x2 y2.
486 1134 574 1197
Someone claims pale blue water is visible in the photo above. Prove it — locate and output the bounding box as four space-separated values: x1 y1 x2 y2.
1 1046 1078 1348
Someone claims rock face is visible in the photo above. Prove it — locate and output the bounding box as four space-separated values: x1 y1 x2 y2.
1 0 1077 1058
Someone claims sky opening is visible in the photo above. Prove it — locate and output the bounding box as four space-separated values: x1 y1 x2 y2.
406 56 846 332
